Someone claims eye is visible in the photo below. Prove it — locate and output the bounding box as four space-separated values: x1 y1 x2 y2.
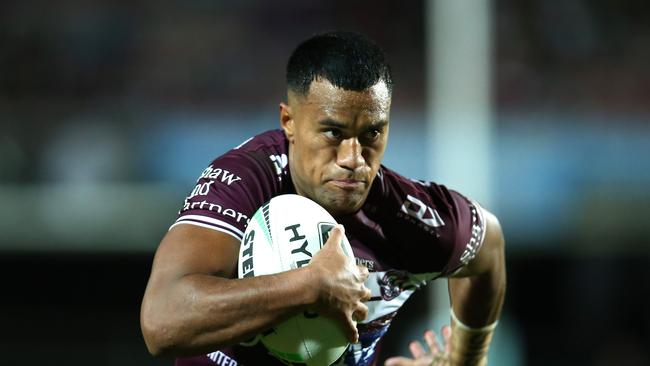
363 128 381 142
323 128 342 140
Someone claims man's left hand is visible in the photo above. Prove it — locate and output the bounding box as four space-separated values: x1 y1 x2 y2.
384 326 451 366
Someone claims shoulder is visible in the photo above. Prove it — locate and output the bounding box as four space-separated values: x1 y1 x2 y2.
173 130 290 241
231 129 288 154
222 129 288 163
207 129 289 181
369 165 456 213
365 166 485 274
369 166 465 234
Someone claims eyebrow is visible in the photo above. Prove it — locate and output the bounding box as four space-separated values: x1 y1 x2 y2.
318 119 347 129
318 119 389 129
369 120 389 129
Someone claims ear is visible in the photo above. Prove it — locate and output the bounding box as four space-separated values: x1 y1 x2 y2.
279 102 295 142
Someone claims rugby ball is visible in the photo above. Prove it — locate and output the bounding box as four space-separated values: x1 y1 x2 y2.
237 194 355 366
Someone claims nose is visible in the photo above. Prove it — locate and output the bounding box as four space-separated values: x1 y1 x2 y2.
336 137 365 171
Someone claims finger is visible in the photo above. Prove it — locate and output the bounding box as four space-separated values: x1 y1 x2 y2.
325 225 345 248
424 329 441 354
441 325 452 354
353 302 369 322
341 313 359 343
409 340 426 359
360 286 372 302
384 356 415 366
357 264 370 281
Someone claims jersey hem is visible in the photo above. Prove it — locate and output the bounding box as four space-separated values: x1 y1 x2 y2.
171 218 243 242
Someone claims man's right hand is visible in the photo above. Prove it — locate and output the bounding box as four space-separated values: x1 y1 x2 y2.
307 225 372 343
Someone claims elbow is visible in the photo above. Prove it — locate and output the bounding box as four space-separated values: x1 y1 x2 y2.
141 316 169 357
141 301 181 357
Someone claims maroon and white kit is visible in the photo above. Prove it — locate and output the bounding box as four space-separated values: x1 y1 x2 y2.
173 130 486 366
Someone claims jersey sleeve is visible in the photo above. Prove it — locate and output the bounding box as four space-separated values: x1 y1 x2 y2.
171 150 279 242
374 169 487 276
437 188 487 275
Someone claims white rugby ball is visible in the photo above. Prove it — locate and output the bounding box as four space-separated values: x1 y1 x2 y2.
237 194 355 366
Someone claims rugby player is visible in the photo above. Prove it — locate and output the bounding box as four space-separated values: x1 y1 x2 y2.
141 31 506 366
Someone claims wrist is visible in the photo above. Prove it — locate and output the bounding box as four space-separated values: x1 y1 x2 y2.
450 308 497 366
298 265 322 309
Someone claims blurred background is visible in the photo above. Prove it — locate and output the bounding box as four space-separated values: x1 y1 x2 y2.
1 0 649 365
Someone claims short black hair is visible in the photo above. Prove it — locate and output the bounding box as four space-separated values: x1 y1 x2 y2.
286 31 393 96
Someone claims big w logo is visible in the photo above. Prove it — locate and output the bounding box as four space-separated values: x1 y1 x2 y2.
269 154 288 176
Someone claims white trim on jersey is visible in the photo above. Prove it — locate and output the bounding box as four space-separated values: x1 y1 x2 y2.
457 199 489 268
177 214 245 237
171 215 244 241
170 221 243 242
472 199 488 248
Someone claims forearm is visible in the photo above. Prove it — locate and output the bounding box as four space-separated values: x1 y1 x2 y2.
447 237 506 365
448 265 505 327
141 266 316 356
448 270 504 365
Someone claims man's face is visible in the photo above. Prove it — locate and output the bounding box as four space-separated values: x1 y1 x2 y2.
280 79 391 215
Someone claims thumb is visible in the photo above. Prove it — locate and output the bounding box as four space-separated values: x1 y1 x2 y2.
384 356 411 366
324 224 345 248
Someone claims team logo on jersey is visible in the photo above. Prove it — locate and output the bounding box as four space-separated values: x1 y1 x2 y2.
377 270 425 301
399 195 445 228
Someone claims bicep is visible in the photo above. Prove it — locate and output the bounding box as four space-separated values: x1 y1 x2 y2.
148 224 241 286
141 223 246 353
451 208 505 278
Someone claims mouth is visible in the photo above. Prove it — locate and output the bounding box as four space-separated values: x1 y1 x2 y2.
327 178 366 190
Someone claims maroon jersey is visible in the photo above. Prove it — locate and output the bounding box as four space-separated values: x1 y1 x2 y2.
173 130 486 366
